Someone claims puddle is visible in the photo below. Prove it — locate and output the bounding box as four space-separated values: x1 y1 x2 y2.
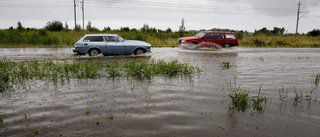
0 47 320 136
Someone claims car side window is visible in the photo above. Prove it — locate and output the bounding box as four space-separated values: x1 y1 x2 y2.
225 34 236 39
204 33 214 39
83 36 104 42
215 33 224 40
104 36 117 42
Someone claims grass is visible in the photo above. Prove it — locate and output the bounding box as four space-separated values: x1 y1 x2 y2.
293 90 303 105
315 73 320 85
279 86 318 105
279 86 289 101
108 112 114 120
85 107 90 114
0 30 181 47
221 60 231 68
0 115 3 124
1 29 319 48
0 58 200 93
218 125 225 129
240 35 320 48
227 75 250 111
96 120 101 125
251 86 269 110
34 128 39 134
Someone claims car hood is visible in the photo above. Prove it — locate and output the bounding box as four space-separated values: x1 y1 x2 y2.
124 40 151 46
179 36 200 40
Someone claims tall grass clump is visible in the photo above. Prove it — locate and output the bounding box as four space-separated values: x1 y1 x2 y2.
227 75 250 111
251 86 269 110
293 90 303 105
121 59 200 79
0 58 14 93
279 86 288 101
105 61 122 78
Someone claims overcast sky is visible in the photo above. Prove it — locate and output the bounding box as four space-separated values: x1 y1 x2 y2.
0 0 319 33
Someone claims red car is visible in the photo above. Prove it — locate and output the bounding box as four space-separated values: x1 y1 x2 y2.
177 31 239 48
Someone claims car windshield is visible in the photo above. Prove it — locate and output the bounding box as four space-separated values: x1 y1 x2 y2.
117 36 124 42
195 32 206 38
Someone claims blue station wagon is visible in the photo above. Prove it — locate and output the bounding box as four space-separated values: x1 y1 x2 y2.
73 34 152 56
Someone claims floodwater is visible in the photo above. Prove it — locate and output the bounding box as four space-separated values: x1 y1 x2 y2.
0 47 320 137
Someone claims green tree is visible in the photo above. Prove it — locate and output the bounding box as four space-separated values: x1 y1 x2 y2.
86 21 99 32
64 21 69 31
178 18 186 37
74 24 82 32
45 20 63 31
307 29 320 37
166 28 172 33
86 21 92 31
103 26 111 32
271 27 285 35
140 23 149 32
120 27 130 32
17 21 24 31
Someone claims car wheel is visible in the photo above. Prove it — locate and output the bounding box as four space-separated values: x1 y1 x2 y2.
223 43 231 48
89 49 100 56
134 49 145 55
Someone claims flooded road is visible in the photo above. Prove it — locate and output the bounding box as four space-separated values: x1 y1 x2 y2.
1 47 320 136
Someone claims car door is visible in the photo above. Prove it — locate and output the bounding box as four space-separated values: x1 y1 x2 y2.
201 33 214 47
83 36 106 53
213 33 225 46
105 36 125 55
203 33 214 43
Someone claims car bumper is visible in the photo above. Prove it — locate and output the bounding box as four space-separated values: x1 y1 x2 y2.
73 48 78 53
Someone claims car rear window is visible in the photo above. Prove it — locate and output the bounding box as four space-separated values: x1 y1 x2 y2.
83 36 104 42
225 34 237 39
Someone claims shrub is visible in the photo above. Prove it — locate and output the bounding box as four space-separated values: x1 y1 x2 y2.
45 20 63 31
253 39 266 47
307 29 320 37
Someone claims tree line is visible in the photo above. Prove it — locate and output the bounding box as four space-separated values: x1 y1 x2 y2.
5 20 319 37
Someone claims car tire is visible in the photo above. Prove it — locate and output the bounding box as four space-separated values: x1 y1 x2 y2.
89 49 100 56
134 49 145 55
223 43 231 48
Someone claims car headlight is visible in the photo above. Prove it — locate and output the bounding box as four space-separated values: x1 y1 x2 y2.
181 40 186 43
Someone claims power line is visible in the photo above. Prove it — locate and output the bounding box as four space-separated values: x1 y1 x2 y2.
0 0 318 16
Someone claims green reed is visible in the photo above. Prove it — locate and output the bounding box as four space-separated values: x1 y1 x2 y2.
227 75 250 111
251 86 269 110
0 115 3 124
315 73 320 86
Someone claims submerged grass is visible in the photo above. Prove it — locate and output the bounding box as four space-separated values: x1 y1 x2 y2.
0 58 200 93
0 115 3 124
251 86 269 110
227 75 250 111
315 73 320 86
227 75 271 111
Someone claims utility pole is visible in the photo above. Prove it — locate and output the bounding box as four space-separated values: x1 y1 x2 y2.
295 1 301 34
74 0 76 28
82 0 85 30
296 1 309 34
